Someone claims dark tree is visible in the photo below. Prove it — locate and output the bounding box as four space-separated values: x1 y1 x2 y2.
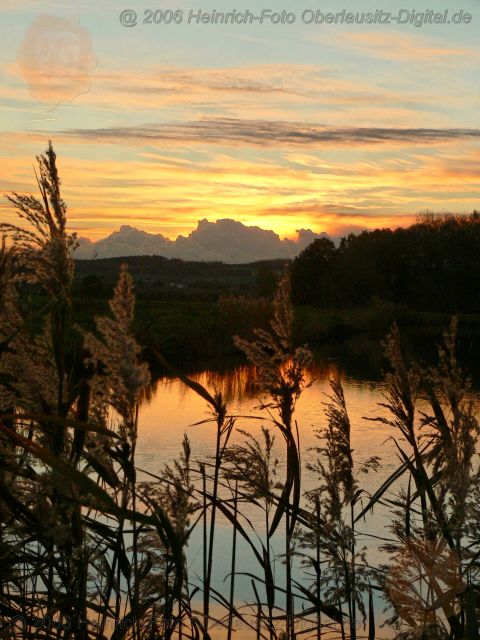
291 237 336 305
290 212 480 313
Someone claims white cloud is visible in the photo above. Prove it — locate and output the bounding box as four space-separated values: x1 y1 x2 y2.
74 218 331 263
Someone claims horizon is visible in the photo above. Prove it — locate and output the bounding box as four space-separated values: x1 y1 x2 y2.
74 212 478 262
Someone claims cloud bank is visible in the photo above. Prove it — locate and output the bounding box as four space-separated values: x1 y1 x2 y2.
75 218 331 263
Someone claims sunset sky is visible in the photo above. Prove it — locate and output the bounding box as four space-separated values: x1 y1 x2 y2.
0 0 478 241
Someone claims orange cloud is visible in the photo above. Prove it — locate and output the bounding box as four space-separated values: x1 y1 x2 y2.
316 29 479 63
1 139 478 241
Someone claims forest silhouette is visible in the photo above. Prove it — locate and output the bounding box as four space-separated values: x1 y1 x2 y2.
291 212 480 313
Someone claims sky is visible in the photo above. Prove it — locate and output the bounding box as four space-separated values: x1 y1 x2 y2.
0 0 479 241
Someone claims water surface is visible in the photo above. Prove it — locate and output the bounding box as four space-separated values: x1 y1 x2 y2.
134 359 411 637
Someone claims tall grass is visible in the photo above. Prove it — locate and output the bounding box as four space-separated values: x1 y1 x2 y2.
1 144 479 640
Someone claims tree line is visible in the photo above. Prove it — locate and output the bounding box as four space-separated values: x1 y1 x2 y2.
291 212 480 313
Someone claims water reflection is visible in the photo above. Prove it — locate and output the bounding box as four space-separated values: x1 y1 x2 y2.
136 357 391 510
136 357 394 633
135 355 480 638
144 357 357 406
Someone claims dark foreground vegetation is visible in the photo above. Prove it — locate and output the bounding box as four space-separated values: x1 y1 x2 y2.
1 144 480 640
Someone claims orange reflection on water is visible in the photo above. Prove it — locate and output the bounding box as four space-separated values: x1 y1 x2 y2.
143 359 344 406
137 359 390 497
135 360 395 637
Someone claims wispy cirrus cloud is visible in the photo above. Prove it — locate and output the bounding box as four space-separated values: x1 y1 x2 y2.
3 60 468 127
321 30 480 63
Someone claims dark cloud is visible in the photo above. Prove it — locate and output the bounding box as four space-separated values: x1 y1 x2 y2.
58 118 480 147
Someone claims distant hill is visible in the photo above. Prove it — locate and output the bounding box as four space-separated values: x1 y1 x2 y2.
74 254 288 299
75 218 331 263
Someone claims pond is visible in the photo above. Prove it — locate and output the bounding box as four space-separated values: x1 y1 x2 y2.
134 358 418 638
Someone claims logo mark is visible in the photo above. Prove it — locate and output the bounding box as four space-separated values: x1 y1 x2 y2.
16 15 97 109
